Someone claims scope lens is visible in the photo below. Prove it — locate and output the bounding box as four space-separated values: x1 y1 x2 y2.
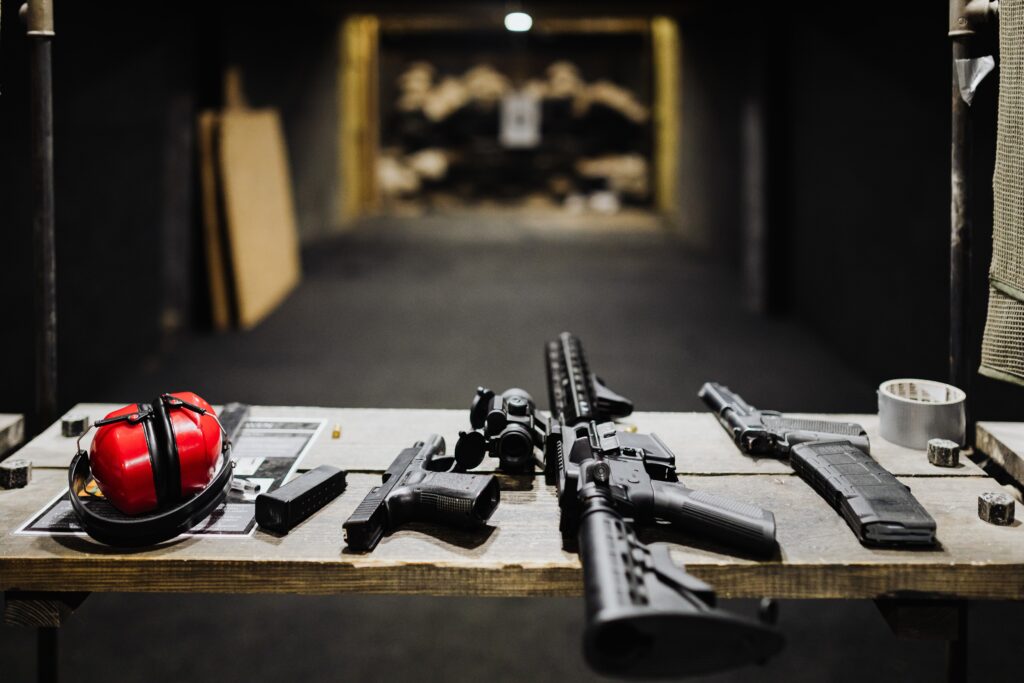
499 430 532 465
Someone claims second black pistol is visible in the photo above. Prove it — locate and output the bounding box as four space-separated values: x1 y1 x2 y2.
699 381 870 455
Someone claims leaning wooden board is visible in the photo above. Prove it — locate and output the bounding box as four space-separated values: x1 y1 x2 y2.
1 408 1018 600
218 109 301 329
198 108 302 331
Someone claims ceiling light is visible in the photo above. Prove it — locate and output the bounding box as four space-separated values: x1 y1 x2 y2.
504 12 533 32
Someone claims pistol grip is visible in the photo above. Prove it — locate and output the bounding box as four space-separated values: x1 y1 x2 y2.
651 480 777 556
413 472 501 528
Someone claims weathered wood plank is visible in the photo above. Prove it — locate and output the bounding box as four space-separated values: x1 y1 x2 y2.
3 591 89 627
0 414 25 459
17 406 985 477
977 421 1024 487
2 470 1022 599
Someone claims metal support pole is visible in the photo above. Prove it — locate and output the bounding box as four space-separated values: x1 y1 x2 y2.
949 38 972 434
875 598 968 683
948 0 997 447
944 602 968 683
37 627 59 683
24 0 57 431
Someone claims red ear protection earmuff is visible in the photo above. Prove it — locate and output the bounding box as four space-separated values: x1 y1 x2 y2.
68 392 235 546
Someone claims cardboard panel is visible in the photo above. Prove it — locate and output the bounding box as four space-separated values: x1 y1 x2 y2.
218 109 301 329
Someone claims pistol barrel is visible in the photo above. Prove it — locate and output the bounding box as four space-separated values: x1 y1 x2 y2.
699 382 752 417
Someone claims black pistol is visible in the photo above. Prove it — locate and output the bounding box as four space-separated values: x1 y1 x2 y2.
546 333 784 677
343 435 501 551
698 381 871 455
699 382 936 547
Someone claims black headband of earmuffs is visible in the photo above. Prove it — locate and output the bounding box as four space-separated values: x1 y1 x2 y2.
67 395 234 547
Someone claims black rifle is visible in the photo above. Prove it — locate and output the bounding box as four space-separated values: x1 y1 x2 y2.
546 331 633 426
546 333 784 677
343 435 500 551
699 382 936 547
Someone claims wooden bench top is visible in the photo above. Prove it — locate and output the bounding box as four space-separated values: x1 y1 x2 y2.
0 413 25 458
977 421 1024 487
2 406 1020 600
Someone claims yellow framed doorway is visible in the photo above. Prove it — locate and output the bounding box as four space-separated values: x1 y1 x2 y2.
338 14 681 221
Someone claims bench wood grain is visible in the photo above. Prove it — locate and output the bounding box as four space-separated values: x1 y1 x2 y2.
2 467 1021 600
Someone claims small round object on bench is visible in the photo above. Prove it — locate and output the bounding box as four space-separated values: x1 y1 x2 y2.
978 491 1016 526
927 438 960 468
0 459 32 489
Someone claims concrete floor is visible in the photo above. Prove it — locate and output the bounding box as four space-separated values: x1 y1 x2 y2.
3 220 1021 681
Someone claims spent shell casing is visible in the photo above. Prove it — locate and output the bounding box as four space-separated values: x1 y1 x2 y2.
230 478 262 495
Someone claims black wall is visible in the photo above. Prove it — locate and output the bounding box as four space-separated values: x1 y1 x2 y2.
222 4 341 241
771 5 1021 419
0 2 200 427
0 1 343 427
677 11 746 259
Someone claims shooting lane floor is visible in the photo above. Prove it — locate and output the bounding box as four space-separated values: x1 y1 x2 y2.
3 406 1021 601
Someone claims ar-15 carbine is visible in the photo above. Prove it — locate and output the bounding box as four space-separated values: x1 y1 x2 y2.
547 334 778 554
699 382 936 547
546 332 784 677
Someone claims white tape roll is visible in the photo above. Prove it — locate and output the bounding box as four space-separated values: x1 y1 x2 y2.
877 379 966 450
